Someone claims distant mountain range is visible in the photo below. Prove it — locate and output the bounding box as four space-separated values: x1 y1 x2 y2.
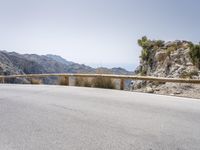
0 50 133 76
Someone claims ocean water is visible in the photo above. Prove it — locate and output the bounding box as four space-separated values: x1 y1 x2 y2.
87 63 138 72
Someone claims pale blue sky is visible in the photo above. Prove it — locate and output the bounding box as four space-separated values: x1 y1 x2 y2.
0 0 200 71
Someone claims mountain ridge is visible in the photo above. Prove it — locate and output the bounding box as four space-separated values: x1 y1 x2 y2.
0 50 133 76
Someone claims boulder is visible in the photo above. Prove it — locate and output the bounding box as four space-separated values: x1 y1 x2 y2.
174 90 182 95
146 87 154 93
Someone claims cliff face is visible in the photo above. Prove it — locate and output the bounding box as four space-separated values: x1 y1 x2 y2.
136 38 198 77
133 37 200 98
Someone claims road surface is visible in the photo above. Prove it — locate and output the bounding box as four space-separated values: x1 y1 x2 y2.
0 84 200 150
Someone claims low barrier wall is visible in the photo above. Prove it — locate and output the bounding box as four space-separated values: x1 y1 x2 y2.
0 73 200 90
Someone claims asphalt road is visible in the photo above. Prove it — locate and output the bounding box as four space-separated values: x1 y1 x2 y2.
0 84 200 150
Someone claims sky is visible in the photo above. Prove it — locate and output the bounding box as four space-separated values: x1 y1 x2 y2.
0 0 200 71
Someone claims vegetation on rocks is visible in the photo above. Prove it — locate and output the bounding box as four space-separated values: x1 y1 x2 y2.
179 70 198 79
189 44 200 69
137 36 198 75
134 36 200 98
138 36 166 75
138 36 152 62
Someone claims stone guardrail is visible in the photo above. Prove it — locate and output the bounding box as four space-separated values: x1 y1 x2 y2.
0 73 200 90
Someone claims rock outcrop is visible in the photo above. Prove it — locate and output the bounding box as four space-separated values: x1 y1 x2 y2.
133 37 200 98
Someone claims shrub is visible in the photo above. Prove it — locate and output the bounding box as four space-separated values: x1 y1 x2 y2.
166 46 176 57
75 77 92 87
188 41 194 48
148 58 153 68
140 49 149 61
0 77 4 83
180 70 199 79
138 36 148 47
92 76 115 89
189 44 200 68
138 36 153 49
138 37 164 62
155 40 165 47
140 67 147 76
92 69 116 89
30 78 42 84
138 37 152 62
58 76 69 86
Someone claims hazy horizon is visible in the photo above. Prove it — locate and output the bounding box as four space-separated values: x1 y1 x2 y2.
1 0 200 71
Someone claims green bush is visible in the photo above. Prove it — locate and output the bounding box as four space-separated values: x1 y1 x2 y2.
140 67 147 76
138 36 153 49
189 44 200 68
138 36 152 62
180 70 198 79
155 40 165 47
138 36 148 47
140 49 149 61
166 46 176 57
138 37 166 62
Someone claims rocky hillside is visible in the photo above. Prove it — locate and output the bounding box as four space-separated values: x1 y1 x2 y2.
133 37 200 98
0 50 132 83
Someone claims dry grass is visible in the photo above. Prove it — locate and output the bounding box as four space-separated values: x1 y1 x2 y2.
0 77 4 83
58 76 69 86
30 78 42 84
92 69 116 89
75 77 92 87
75 69 116 89
92 76 116 89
